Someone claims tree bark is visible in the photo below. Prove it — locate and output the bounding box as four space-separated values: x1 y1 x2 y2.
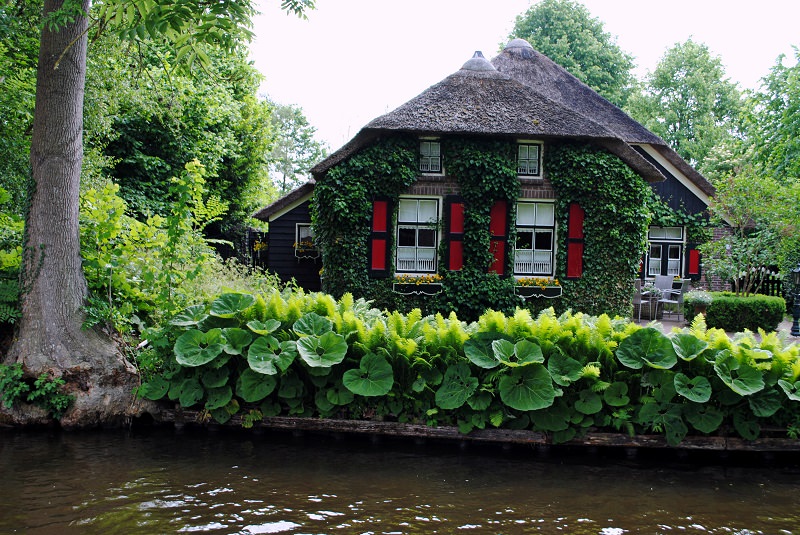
3 0 144 428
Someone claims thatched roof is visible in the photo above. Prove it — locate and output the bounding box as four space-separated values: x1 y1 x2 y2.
310 40 712 198
492 39 713 196
311 51 661 181
252 180 315 222
491 39 663 145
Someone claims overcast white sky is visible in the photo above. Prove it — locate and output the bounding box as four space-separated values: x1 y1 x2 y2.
250 0 800 150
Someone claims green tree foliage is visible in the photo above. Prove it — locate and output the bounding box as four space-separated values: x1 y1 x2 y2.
699 171 780 296
0 0 41 212
627 39 742 175
96 42 274 254
509 0 635 107
746 48 800 182
268 100 328 194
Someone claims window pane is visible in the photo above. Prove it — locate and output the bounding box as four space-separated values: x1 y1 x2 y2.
649 227 666 239
418 200 438 223
398 227 416 246
668 244 681 259
429 142 440 157
650 244 662 258
518 145 529 160
517 203 535 225
535 203 554 225
417 228 436 247
665 227 682 239
516 230 533 249
534 230 552 250
398 200 417 222
298 225 313 241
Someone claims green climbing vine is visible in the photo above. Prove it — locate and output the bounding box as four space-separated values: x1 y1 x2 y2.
646 189 711 244
548 142 652 316
313 136 657 320
312 136 418 299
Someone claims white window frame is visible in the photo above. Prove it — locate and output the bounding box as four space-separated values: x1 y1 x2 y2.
647 226 684 277
513 201 555 276
517 141 543 178
419 140 442 174
396 197 440 274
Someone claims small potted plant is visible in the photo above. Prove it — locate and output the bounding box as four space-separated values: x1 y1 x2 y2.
684 289 712 316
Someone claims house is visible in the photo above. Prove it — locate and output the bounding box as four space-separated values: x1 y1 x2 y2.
253 39 713 318
251 180 320 292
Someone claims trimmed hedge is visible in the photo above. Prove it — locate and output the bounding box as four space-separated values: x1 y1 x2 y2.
701 293 786 332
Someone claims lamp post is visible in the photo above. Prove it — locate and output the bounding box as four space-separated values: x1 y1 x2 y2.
792 264 800 337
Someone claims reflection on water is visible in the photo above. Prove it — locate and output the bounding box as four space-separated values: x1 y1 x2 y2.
1 427 799 534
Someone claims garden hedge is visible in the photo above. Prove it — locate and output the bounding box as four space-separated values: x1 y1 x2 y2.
700 293 786 332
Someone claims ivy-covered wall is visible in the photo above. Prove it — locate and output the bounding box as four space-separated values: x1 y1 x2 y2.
548 142 651 316
312 136 652 320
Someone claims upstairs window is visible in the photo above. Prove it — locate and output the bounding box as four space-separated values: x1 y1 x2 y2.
397 198 439 273
514 201 554 276
517 142 542 177
419 141 441 173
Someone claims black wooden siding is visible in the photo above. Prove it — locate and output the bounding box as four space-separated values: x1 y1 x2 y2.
266 200 321 292
633 147 708 215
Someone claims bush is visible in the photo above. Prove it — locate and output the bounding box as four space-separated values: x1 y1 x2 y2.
704 292 786 332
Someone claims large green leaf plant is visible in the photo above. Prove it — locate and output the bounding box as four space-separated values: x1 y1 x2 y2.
139 290 800 444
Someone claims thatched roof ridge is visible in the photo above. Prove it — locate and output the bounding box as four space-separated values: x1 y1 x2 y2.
252 180 315 222
312 52 663 181
491 39 663 145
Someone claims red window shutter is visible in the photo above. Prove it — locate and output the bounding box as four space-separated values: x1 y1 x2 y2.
565 203 585 279
449 241 463 271
372 200 388 233
488 200 508 275
688 248 701 278
566 242 584 278
369 199 392 277
568 203 584 239
446 198 464 271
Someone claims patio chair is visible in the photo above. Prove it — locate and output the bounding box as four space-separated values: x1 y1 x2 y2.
659 279 691 321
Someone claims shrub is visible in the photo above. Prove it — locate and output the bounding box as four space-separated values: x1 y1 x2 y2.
704 292 786 332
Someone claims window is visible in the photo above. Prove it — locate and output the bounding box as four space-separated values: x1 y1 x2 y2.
419 141 441 173
514 202 554 275
397 198 439 273
647 226 683 277
517 142 542 177
295 223 317 257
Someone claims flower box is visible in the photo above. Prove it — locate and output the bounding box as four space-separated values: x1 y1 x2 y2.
392 283 443 296
515 286 562 299
294 248 320 260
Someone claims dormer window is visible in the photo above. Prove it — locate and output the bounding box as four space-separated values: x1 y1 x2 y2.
517 142 542 177
419 141 441 173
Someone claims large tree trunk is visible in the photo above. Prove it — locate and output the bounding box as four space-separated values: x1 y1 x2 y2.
3 0 144 428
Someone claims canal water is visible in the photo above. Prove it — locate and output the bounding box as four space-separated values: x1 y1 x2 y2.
1 427 799 534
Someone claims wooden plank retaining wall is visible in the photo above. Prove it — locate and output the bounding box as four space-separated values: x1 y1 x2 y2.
157 410 800 453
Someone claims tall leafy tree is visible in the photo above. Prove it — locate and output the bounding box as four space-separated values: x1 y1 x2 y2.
97 41 275 254
746 48 800 182
5 0 313 428
627 39 742 175
267 101 328 194
509 0 636 107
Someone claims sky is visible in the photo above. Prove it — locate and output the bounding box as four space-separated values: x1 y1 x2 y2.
250 0 800 150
